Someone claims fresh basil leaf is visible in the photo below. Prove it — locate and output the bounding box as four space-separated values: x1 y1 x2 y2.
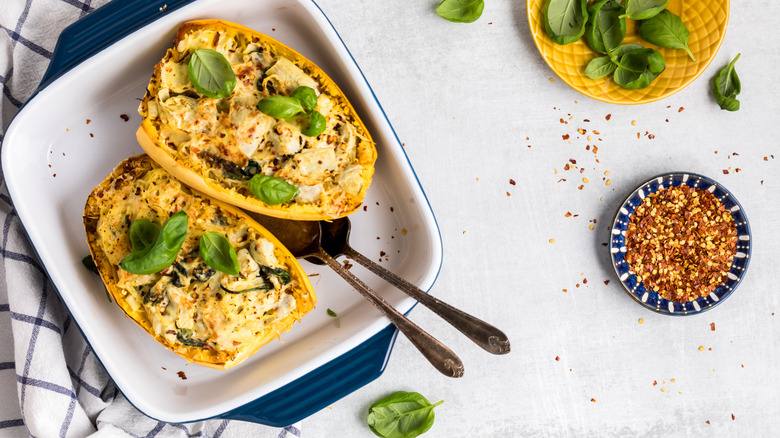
436 0 484 23
586 0 625 54
544 0 589 45
291 86 318 112
584 56 617 79
187 49 236 99
199 232 239 276
621 0 668 20
613 48 666 89
248 175 300 205
609 43 644 62
639 9 695 61
257 95 306 119
713 53 741 111
302 111 327 137
129 219 159 253
120 211 188 275
327 308 338 317
367 391 443 438
82 255 99 275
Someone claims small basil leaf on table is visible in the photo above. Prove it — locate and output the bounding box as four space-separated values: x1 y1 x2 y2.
129 218 159 253
120 211 188 275
436 0 484 23
713 53 741 111
586 0 626 54
621 0 668 20
248 175 300 205
188 49 236 99
584 56 617 79
367 391 443 438
291 86 318 112
613 48 666 89
199 232 239 276
544 0 589 45
257 95 306 119
302 111 327 137
639 9 696 61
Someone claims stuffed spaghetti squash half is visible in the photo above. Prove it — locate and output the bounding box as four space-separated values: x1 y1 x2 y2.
137 19 377 220
84 154 316 369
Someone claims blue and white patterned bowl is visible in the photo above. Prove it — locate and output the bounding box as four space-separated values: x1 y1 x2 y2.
610 172 751 316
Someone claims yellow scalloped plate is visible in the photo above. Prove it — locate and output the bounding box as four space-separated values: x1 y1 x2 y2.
528 0 730 104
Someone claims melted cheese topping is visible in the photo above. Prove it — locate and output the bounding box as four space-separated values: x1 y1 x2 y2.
142 26 372 218
93 166 305 357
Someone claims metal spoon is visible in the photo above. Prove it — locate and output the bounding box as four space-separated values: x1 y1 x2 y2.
315 217 510 355
248 213 464 378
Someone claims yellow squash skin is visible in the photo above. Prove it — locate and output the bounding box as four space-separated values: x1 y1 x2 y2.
137 19 377 220
84 155 316 369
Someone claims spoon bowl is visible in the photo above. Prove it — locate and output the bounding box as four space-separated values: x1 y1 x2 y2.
247 213 465 378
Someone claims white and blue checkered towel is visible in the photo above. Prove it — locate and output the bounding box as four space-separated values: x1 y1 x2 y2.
0 1 302 436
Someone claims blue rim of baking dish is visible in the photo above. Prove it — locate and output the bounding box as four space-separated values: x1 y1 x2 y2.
609 172 751 316
29 0 443 427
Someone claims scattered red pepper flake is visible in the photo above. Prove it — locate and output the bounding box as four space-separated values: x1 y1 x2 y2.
604 280 610 285
177 371 187 380
710 323 716 331
678 107 684 112
732 414 735 421
723 169 729 174
653 380 658 386
590 398 596 402
562 134 570 140
509 179 516 185
605 114 612 120
706 421 710 425
555 356 560 361
120 114 129 122
557 178 567 183
86 119 91 124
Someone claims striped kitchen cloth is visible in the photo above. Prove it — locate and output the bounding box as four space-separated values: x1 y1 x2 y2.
0 1 302 436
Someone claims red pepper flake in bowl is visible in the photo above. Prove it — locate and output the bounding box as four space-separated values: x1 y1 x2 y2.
624 185 738 303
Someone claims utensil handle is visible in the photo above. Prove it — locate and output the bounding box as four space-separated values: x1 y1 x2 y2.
40 0 196 91
343 247 510 355
313 249 464 378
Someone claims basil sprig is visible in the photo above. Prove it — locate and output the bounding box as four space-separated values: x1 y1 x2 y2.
248 175 300 205
713 53 741 111
291 86 318 112
120 211 188 275
639 9 695 61
129 219 159 252
613 47 666 89
257 86 326 138
621 0 668 20
302 111 327 137
367 391 443 438
586 0 625 55
436 0 484 23
188 49 236 99
199 232 239 276
544 0 589 46
584 43 642 78
256 95 306 119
